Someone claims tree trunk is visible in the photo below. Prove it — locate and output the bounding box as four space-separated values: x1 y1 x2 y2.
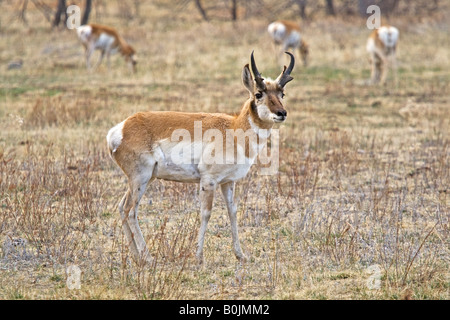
294 0 307 19
195 0 209 21
231 0 237 21
81 0 92 25
325 0 335 15
52 0 67 27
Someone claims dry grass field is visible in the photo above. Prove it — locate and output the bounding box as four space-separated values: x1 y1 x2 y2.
0 1 448 300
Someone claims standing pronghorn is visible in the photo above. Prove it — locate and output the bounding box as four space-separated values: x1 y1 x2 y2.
268 20 309 67
106 52 295 265
366 25 399 85
76 23 137 73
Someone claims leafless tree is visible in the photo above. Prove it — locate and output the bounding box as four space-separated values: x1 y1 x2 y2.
358 0 400 17
294 0 308 19
231 0 237 20
81 0 92 25
53 0 67 27
195 0 209 21
325 0 335 15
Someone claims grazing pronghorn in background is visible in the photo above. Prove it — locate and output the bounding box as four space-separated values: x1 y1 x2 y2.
366 25 399 84
76 23 137 72
268 20 309 67
106 51 295 265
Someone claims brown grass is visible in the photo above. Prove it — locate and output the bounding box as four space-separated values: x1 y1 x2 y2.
0 1 448 300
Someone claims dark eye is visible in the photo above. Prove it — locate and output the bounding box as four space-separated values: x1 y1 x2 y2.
281 92 285 98
255 92 263 99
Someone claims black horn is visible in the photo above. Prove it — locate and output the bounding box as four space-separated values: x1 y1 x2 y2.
250 51 266 91
277 52 295 87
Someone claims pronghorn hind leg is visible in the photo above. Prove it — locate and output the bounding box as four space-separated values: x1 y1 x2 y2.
120 160 157 266
280 44 291 67
271 42 280 65
276 48 284 68
221 182 247 262
93 50 105 70
371 54 383 85
119 189 141 259
298 47 307 67
85 47 94 70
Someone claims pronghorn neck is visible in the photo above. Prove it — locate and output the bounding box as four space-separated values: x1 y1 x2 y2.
119 41 135 57
234 99 273 137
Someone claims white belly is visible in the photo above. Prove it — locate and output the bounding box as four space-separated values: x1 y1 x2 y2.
285 31 301 48
153 140 202 182
152 138 256 184
95 33 116 51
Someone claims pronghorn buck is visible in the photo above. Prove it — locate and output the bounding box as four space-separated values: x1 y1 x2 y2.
366 25 399 84
268 20 309 67
76 23 137 72
107 52 295 265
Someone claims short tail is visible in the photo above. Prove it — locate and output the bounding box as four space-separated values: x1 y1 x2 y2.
106 120 125 157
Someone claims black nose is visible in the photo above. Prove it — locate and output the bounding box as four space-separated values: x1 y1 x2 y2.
277 110 287 118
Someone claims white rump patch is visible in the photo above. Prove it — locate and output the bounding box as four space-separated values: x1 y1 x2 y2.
378 26 399 49
106 120 125 153
268 22 286 44
76 25 92 44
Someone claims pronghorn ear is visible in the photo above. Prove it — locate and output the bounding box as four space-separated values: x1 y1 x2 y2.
242 64 254 94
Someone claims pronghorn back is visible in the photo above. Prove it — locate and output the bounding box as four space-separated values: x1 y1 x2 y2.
76 25 93 46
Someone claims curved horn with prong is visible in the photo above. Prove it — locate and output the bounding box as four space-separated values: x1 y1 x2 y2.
250 51 266 91
276 52 295 87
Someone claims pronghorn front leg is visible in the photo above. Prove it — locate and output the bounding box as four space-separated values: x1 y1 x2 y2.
85 43 95 70
221 182 247 262
196 179 216 264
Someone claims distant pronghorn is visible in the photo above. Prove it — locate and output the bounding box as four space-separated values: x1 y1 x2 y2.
76 23 137 72
106 52 295 265
268 20 309 67
366 25 399 84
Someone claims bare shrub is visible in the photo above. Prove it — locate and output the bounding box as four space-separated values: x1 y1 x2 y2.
25 96 101 128
0 144 107 263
